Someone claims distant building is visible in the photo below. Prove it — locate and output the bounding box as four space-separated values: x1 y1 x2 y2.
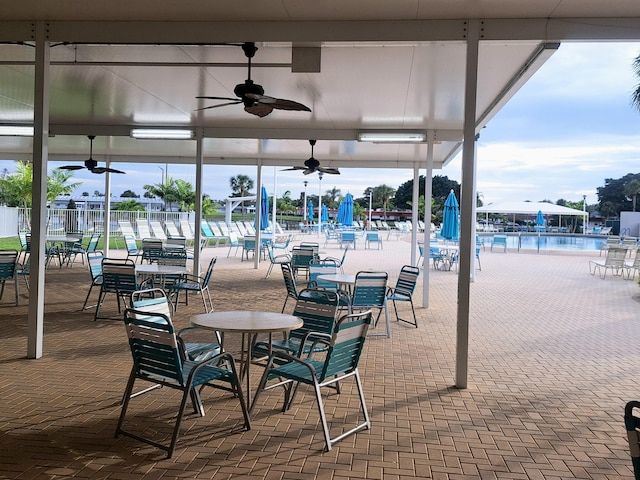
52 195 164 211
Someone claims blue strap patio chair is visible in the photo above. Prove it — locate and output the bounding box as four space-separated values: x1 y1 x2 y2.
624 401 640 479
265 244 291 279
116 308 250 458
252 288 341 362
491 234 508 253
0 250 19 306
131 288 221 362
82 251 104 310
141 238 164 264
242 236 266 261
324 246 349 273
364 231 383 250
169 257 216 312
124 235 143 263
250 310 373 452
339 231 357 249
94 258 149 321
350 271 389 337
386 265 420 328
280 263 301 313
290 245 315 279
307 259 350 308
226 231 242 258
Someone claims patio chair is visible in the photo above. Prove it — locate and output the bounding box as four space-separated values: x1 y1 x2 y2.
226 231 242 258
429 244 449 270
242 236 266 261
386 265 420 328
307 259 351 307
324 246 349 274
0 250 19 306
599 235 620 256
124 235 143 263
265 244 291 279
18 231 30 263
94 258 149 321
290 245 315 279
155 250 188 291
491 234 507 252
625 247 640 280
252 288 341 362
250 310 372 452
179 220 194 242
165 221 181 238
339 231 357 249
118 220 138 240
624 401 640 480
149 220 168 240
589 246 626 279
131 288 221 361
364 231 383 250
116 308 250 458
82 251 104 310
168 257 216 312
280 263 301 313
350 271 389 337
141 238 163 264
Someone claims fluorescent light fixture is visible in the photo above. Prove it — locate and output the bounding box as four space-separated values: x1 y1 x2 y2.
130 128 193 139
0 125 34 136
357 131 426 143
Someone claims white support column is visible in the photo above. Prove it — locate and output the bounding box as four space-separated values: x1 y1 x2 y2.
103 160 112 258
194 134 204 277
422 132 434 308
272 166 277 233
456 20 481 390
27 23 50 359
254 163 263 269
410 164 420 266
470 134 479 283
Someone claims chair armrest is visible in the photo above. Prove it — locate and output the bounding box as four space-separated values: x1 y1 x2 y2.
274 253 291 262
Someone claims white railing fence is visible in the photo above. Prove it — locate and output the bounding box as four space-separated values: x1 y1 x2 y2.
16 208 190 237
0 206 19 238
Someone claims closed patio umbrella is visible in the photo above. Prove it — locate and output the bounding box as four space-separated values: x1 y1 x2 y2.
535 210 545 231
442 190 459 241
343 193 354 227
321 204 329 222
307 200 314 222
255 186 270 230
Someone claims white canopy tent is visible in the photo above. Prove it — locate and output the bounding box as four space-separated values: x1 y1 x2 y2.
476 201 588 230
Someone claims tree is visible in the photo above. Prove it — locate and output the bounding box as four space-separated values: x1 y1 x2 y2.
632 53 640 113
0 161 80 208
113 199 146 211
372 184 396 220
624 178 640 212
597 173 640 218
143 177 179 211
81 191 89 197
120 189 139 198
174 179 195 211
326 186 341 207
229 174 254 219
143 191 155 199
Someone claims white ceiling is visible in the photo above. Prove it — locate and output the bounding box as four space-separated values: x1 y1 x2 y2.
0 1 639 173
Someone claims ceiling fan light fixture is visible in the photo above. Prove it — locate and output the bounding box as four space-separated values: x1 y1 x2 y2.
0 125 34 136
130 128 193 139
357 131 426 143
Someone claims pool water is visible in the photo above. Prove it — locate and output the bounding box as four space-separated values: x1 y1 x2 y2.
479 234 606 252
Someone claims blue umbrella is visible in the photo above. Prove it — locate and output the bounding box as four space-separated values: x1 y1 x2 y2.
343 193 354 227
321 204 329 222
535 210 545 231
254 186 270 230
442 190 459 241
336 200 345 224
307 200 314 222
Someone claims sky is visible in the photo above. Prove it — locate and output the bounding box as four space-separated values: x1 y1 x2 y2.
2 41 640 207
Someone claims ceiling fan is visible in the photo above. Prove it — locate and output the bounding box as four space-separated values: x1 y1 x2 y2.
196 42 312 118
282 140 340 175
60 135 125 174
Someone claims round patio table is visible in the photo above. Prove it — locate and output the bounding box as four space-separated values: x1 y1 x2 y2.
190 311 303 410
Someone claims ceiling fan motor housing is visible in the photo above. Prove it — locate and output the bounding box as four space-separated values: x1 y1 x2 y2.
234 80 264 106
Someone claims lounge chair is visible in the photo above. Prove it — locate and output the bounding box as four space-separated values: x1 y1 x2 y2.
624 247 640 280
491 234 507 253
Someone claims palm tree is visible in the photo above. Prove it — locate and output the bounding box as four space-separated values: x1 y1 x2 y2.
229 174 254 219
624 178 640 212
0 161 80 208
143 178 179 211
632 54 640 112
373 184 396 220
326 186 341 207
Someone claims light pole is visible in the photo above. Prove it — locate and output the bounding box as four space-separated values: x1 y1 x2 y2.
368 189 373 230
303 180 308 227
583 194 587 235
157 166 166 213
318 172 324 239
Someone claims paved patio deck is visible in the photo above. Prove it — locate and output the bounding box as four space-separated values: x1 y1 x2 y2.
1 236 638 479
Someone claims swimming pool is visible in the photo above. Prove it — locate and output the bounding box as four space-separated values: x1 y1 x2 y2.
478 233 607 252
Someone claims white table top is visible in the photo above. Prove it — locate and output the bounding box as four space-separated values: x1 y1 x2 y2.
190 311 303 334
135 264 189 275
45 235 82 243
316 273 356 285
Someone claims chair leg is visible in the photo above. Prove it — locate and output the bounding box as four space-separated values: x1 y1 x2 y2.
265 263 274 279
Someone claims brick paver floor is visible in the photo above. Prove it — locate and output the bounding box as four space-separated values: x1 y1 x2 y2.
1 235 638 479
